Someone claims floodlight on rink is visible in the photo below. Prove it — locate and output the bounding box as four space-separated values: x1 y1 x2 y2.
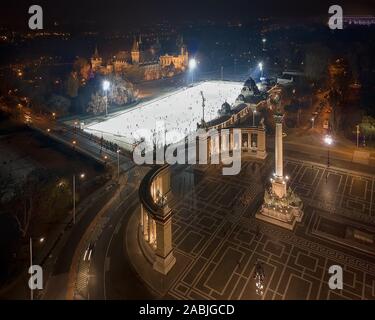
189 58 197 70
102 80 110 91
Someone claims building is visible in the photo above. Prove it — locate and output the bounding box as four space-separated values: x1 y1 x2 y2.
90 35 188 81
91 46 102 72
343 15 375 27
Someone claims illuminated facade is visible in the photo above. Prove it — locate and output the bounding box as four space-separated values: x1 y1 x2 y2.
90 35 188 81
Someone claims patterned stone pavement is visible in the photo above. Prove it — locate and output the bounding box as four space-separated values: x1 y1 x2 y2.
166 158 375 300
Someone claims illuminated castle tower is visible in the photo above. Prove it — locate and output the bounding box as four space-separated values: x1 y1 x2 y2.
131 36 140 65
91 46 102 71
256 113 303 230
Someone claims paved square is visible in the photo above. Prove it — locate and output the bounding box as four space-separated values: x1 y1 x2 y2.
166 157 375 300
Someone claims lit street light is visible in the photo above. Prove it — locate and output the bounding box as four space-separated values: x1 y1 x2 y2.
189 58 197 84
103 80 110 117
356 125 360 148
73 173 86 224
258 62 264 80
262 38 267 51
253 109 257 126
324 135 333 169
117 149 120 179
254 261 265 296
29 236 45 300
311 117 315 128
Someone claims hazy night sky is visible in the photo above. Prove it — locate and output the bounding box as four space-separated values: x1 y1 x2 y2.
1 0 374 29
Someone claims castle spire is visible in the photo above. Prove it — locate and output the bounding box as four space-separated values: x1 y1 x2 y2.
131 36 139 52
93 45 99 58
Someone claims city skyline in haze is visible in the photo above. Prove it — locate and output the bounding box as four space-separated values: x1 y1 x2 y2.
1 0 375 30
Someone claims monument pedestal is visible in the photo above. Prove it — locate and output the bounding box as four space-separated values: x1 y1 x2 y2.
272 179 286 198
256 185 304 231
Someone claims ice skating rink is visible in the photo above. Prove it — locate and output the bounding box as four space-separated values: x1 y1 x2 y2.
84 81 243 148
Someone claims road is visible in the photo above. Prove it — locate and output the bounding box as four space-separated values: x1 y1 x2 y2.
7 110 156 299
86 177 156 299
43 162 156 300
27 112 135 174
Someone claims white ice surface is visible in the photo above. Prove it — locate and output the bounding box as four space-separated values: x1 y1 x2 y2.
84 81 243 149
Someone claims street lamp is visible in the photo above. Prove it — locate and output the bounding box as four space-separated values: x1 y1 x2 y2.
356 125 360 148
29 237 33 300
262 38 266 51
324 135 333 168
116 149 120 180
103 80 110 117
254 261 265 296
29 236 45 300
311 117 315 128
253 109 257 126
258 62 264 79
73 173 86 224
189 58 197 84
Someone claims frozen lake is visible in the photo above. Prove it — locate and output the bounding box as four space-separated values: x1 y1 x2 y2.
84 81 243 149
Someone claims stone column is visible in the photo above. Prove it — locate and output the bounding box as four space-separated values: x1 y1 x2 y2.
153 205 176 275
274 114 284 179
140 204 146 238
256 113 303 230
272 114 286 198
147 213 151 242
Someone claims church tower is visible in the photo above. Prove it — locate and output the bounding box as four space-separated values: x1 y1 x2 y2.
91 46 102 72
179 36 188 68
131 37 140 65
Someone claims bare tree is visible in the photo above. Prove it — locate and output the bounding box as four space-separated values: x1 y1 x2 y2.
0 173 13 202
107 75 138 106
87 92 106 115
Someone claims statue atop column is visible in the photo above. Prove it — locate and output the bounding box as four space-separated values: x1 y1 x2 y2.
256 112 303 230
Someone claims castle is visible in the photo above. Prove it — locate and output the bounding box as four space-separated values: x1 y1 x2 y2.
91 35 188 81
